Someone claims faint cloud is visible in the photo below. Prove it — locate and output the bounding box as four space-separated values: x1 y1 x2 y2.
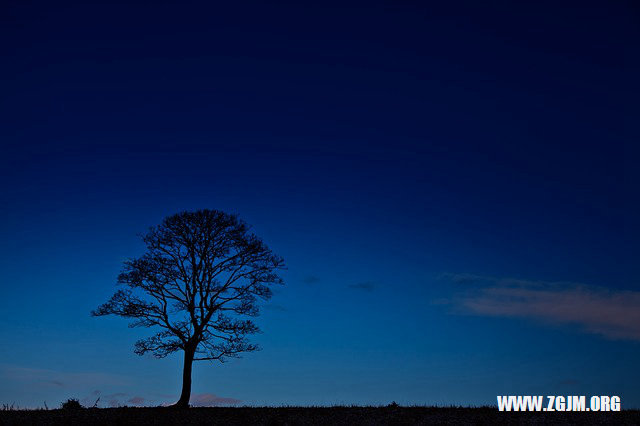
348 281 376 292
81 394 102 408
440 273 485 285
0 365 130 388
153 393 177 399
303 276 320 284
79 391 128 408
190 393 241 407
41 380 64 387
443 274 640 340
263 304 287 312
104 392 127 398
128 396 145 406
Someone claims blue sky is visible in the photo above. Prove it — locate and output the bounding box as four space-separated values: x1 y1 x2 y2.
1 0 639 408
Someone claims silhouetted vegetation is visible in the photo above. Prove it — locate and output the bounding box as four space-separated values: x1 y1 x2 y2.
60 398 82 410
1 406 638 425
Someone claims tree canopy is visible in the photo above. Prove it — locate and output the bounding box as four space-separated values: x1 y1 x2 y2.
93 209 285 407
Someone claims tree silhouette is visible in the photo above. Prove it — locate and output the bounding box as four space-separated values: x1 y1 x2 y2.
92 209 285 408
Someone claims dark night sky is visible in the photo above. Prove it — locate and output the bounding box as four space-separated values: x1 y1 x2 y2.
1 0 639 408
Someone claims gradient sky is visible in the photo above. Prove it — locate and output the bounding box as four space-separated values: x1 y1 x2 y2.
1 0 639 409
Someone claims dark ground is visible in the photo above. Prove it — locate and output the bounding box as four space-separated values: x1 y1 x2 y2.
1 406 639 425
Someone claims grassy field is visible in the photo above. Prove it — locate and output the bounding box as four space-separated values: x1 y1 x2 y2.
1 406 639 425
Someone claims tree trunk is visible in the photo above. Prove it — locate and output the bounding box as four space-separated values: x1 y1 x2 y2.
175 345 195 408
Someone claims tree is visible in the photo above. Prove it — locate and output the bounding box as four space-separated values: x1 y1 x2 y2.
92 209 285 408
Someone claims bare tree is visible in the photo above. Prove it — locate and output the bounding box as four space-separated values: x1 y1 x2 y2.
92 209 285 408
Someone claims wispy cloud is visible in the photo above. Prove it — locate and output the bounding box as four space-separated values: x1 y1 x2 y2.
80 391 130 407
348 281 376 292
41 380 64 387
442 274 640 340
190 393 241 407
81 392 102 408
442 272 485 285
128 396 145 405
81 391 170 408
303 276 320 284
105 392 127 398
263 304 287 312
0 365 130 388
